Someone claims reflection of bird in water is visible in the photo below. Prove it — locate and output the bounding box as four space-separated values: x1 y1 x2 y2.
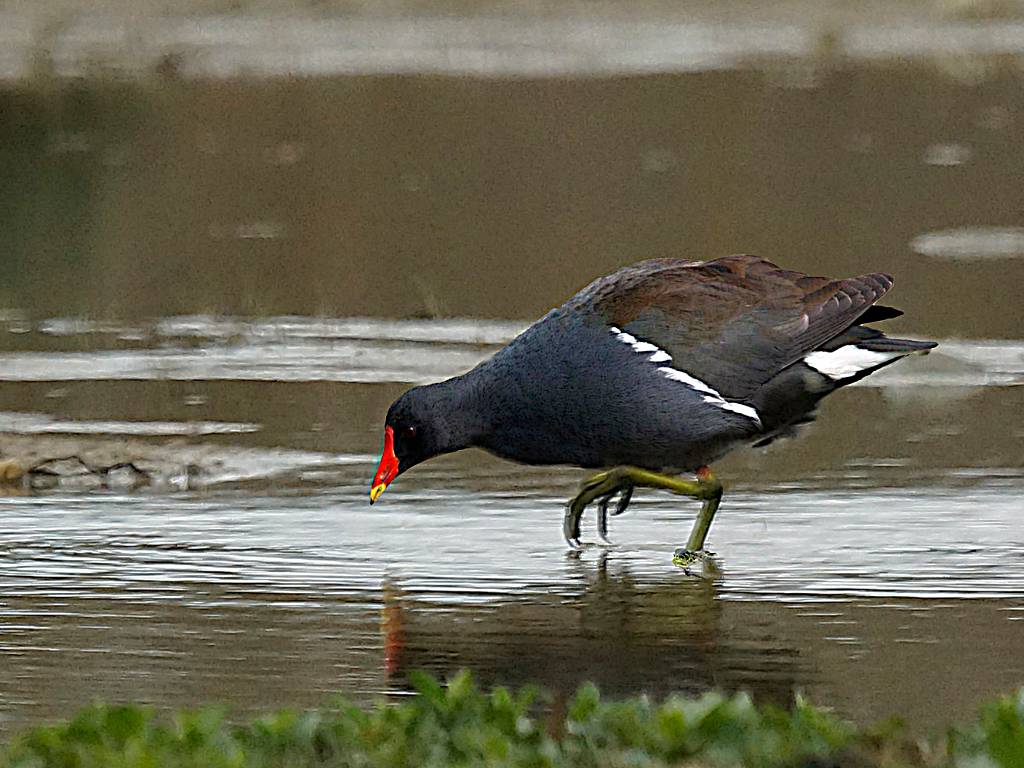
379 557 807 708
381 579 406 678
370 256 935 564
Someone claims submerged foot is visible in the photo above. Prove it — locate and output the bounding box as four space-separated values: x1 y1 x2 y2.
671 547 716 573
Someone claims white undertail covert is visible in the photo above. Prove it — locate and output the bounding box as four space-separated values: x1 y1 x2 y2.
803 346 901 380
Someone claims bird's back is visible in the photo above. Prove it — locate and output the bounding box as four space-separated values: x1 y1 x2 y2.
470 255 934 472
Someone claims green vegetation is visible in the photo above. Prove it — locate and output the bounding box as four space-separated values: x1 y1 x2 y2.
3 672 1024 767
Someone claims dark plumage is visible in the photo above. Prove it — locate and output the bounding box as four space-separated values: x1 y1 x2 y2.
370 255 936 559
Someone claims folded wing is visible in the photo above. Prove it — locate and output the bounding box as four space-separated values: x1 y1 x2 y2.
586 254 896 400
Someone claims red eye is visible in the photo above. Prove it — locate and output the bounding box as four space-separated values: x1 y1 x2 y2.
401 425 418 440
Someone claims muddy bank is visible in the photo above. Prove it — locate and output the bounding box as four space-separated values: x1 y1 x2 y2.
0 432 365 493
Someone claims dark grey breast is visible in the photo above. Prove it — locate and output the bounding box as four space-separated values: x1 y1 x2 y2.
574 254 894 400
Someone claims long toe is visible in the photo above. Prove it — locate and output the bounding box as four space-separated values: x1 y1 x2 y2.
596 493 615 546
563 504 584 550
611 485 634 516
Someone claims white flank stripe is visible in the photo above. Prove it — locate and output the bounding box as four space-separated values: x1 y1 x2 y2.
630 341 661 354
658 366 719 396
611 327 675 365
715 400 764 422
609 327 762 427
804 346 902 380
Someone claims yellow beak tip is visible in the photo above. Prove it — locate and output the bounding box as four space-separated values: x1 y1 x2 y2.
369 483 387 504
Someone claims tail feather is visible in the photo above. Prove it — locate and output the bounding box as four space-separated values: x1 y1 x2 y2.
858 304 904 324
749 308 936 450
818 323 937 354
854 337 937 354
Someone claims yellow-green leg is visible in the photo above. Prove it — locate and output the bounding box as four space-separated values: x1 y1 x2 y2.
563 466 723 567
670 466 723 570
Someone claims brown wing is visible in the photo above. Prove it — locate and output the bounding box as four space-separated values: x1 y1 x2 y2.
584 255 894 400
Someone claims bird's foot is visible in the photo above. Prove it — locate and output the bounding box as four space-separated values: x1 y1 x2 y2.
672 547 716 574
564 469 635 549
595 485 633 546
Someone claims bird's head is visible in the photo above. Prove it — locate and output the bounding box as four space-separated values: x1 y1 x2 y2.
369 384 466 503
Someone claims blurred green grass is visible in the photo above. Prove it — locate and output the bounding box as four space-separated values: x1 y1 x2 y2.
3 671 1024 767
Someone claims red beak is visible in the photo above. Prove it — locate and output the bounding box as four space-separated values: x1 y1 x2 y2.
370 426 399 503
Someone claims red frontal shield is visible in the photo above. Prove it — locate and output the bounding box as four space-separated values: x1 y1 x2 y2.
370 426 399 503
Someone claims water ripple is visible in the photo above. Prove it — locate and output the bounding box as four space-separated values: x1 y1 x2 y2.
2 482 1022 603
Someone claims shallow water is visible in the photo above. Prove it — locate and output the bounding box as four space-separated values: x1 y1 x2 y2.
1 15 1024 737
3 477 1024 733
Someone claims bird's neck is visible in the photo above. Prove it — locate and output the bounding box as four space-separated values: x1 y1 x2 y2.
418 369 491 454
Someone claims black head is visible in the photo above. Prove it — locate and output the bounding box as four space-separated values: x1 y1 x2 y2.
369 382 477 503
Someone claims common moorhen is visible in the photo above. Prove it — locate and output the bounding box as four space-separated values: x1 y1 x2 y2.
370 255 935 566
